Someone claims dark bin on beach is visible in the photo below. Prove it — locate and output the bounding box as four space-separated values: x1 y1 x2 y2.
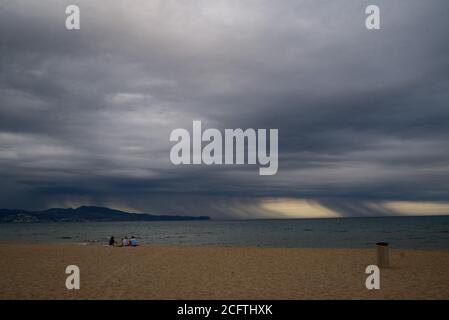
376 242 390 268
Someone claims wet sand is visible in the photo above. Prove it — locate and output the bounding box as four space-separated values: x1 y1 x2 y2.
0 244 448 299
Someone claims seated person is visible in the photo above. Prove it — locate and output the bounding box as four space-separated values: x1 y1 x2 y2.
108 236 116 246
130 236 137 247
122 236 129 247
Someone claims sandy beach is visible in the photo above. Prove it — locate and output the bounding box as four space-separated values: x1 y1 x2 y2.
0 244 448 299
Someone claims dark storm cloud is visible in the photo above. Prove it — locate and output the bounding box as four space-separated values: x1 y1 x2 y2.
1 0 449 217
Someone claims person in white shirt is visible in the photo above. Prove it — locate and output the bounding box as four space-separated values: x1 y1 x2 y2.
122 236 129 247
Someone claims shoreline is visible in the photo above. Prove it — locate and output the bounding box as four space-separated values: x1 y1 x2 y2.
0 241 448 251
1 244 448 299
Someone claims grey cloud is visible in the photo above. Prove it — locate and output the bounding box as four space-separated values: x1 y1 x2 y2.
1 0 449 217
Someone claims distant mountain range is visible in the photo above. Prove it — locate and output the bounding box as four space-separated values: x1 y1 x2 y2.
0 206 210 223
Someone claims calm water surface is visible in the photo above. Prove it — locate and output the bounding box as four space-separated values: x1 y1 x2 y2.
0 216 448 249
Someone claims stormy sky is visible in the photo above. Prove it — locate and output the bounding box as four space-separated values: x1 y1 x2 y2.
1 0 449 218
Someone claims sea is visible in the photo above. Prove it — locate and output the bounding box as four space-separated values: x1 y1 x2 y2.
0 216 448 249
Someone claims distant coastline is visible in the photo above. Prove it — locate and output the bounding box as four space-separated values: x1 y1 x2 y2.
0 206 210 223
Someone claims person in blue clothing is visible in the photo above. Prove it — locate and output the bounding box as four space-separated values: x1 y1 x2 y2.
129 235 138 247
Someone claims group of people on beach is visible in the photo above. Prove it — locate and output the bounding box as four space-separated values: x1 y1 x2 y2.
108 235 138 247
